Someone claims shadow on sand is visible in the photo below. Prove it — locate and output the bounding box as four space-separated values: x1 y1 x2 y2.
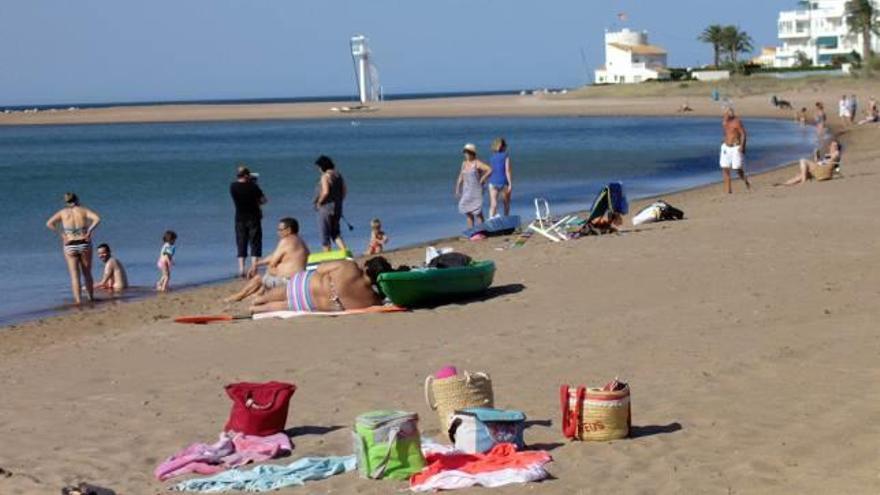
285 425 345 438
415 283 526 310
629 422 683 439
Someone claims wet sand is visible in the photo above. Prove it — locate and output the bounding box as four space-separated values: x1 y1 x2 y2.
1 80 879 494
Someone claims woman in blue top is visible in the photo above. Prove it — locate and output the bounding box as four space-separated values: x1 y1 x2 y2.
487 137 513 217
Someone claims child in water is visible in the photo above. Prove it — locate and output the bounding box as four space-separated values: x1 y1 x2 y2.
366 218 388 255
156 230 177 292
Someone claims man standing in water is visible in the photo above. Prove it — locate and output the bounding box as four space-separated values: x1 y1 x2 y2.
719 107 751 194
230 165 267 277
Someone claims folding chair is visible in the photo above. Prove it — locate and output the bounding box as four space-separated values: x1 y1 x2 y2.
528 198 577 242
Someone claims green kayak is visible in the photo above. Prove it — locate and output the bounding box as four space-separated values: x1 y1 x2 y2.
377 260 496 308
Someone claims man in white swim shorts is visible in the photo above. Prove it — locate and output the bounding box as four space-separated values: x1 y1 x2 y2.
720 106 751 194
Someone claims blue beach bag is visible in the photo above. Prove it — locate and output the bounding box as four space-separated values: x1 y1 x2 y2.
448 407 526 454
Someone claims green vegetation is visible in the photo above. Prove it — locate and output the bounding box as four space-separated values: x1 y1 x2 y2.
845 0 879 72
698 25 754 73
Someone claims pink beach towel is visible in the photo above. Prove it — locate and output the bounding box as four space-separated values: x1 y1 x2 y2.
155 432 292 481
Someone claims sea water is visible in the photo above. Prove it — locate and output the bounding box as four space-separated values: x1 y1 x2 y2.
0 116 814 324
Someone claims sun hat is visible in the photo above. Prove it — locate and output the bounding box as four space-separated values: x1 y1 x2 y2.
462 143 477 154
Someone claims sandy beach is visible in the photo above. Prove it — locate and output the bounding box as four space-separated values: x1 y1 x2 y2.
2 79 879 494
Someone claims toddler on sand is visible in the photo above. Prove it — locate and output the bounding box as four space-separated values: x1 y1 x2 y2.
156 230 177 292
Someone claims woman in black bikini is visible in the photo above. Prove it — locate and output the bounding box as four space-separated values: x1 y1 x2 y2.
46 193 102 305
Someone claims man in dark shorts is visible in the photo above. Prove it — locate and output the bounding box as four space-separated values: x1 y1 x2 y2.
230 165 267 277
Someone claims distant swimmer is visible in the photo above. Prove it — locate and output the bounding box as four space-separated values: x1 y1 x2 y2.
225 217 309 303
45 192 101 305
719 107 751 194
96 243 128 292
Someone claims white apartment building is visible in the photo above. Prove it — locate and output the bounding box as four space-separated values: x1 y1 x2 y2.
595 28 669 84
775 0 880 67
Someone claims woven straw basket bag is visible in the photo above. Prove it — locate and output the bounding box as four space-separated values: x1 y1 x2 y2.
424 371 493 432
561 384 631 441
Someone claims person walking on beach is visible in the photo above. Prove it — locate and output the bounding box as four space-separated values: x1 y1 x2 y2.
230 165 267 277
96 243 128 292
45 193 101 305
488 137 513 218
456 143 491 228
719 107 751 194
313 155 348 252
156 230 177 292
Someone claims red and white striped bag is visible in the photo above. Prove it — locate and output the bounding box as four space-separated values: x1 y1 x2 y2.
560 379 631 441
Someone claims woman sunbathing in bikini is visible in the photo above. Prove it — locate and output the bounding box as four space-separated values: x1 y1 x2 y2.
250 258 392 314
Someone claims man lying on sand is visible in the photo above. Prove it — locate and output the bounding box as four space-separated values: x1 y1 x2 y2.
250 257 391 314
225 217 309 303
96 243 128 292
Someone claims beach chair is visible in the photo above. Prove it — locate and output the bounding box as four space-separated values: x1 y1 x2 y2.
582 182 629 235
528 198 577 242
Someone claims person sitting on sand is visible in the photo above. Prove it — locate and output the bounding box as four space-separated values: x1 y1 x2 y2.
225 217 309 302
250 257 393 314
45 192 101 305
857 97 878 125
96 243 128 292
778 139 842 187
677 103 693 113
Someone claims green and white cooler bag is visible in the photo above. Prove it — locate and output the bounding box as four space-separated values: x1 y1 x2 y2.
353 410 426 480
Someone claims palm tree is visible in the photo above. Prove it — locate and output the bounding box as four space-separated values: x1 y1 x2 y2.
845 0 879 68
721 26 754 66
698 25 726 67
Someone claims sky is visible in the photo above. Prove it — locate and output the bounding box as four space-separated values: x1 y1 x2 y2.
0 0 792 106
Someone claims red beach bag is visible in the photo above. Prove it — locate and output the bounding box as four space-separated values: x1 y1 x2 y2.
224 381 296 436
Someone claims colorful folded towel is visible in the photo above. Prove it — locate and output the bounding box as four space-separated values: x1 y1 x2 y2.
410 443 551 492
155 432 292 481
171 455 356 492
252 304 406 320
